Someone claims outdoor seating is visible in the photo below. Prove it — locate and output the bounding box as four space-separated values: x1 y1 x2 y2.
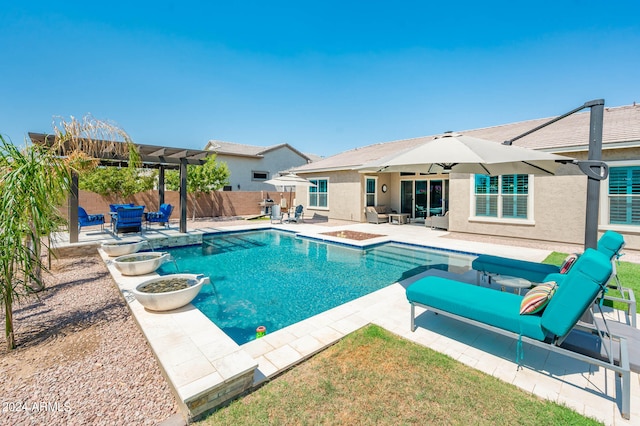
146 203 174 229
78 207 104 232
472 230 636 327
366 205 391 224
406 248 631 419
113 205 145 234
270 204 283 224
426 211 449 230
288 205 304 223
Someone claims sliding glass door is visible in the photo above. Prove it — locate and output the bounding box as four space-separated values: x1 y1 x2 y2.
400 179 449 220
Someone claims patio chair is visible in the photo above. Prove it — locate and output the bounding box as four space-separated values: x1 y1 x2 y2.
472 230 636 327
406 248 631 419
288 205 304 223
270 204 283 224
426 211 449 230
78 207 105 232
113 205 145 234
146 203 174 229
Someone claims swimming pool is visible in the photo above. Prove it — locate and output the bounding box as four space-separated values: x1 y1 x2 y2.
158 230 474 344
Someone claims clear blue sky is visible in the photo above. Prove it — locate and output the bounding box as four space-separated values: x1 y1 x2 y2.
1 1 639 157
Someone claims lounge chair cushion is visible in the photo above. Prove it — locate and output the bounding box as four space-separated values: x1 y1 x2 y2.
472 255 560 283
541 249 612 337
406 277 548 341
520 282 557 315
597 230 626 260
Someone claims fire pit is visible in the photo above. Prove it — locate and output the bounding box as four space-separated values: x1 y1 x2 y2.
131 274 208 311
113 252 171 276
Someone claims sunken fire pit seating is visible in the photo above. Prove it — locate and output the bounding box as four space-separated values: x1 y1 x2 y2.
406 248 631 419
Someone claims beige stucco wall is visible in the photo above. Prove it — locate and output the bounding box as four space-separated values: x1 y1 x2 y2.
449 172 587 245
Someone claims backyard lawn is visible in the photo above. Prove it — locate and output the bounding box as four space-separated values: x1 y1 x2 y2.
198 325 600 425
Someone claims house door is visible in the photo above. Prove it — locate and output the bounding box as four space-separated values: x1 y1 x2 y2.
400 181 413 216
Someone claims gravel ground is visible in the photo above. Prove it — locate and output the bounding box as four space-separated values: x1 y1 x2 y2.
0 255 180 425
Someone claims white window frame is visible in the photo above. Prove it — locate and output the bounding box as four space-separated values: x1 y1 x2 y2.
252 171 269 181
365 176 377 207
600 160 640 232
308 177 329 210
468 174 535 225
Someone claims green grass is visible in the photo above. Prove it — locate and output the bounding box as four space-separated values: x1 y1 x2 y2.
543 251 640 313
197 325 601 425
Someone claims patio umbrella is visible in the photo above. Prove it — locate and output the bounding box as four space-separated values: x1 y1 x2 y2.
264 173 316 211
357 133 573 176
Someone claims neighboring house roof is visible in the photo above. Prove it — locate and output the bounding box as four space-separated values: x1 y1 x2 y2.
205 140 312 161
293 104 640 173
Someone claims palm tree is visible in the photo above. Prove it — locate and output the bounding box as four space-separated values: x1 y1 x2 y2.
0 115 139 350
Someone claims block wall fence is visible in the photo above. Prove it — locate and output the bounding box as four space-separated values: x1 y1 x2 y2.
64 189 295 221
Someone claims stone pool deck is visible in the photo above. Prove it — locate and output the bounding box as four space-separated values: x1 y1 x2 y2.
56 220 640 424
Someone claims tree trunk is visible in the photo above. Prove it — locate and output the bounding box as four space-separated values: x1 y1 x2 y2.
4 293 15 350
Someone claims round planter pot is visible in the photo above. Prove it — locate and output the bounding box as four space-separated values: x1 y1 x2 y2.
132 274 208 311
101 239 146 257
113 252 171 276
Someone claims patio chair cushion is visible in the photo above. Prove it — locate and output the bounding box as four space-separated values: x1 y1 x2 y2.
519 281 557 315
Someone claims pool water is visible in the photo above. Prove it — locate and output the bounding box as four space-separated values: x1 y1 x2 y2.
158 230 474 344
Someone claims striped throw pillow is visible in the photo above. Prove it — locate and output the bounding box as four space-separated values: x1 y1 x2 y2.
519 282 557 315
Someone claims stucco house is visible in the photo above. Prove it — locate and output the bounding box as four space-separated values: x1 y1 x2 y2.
292 104 640 249
204 140 315 191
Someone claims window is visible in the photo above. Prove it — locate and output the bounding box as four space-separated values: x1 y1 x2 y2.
252 171 268 181
365 178 376 207
309 178 328 208
608 166 640 225
474 174 528 219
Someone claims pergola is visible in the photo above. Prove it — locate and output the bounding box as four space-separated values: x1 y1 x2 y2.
29 132 212 243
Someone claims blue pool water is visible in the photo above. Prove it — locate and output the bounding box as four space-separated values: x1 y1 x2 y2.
158 230 474 344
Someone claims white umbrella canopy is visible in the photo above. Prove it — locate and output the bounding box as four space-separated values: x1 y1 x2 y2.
264 173 317 187
357 133 574 176
264 173 316 209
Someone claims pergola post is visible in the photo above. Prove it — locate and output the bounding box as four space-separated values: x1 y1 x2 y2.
68 171 79 243
158 165 166 205
179 158 188 233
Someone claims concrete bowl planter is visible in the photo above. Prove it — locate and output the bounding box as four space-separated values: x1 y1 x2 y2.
113 252 171 276
101 239 146 257
131 274 208 311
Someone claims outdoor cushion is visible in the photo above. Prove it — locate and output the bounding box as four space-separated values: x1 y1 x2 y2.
519 282 557 315
406 276 547 341
541 248 612 337
597 230 626 260
472 255 559 283
559 253 579 274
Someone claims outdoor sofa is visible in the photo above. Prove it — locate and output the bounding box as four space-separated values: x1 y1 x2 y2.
366 205 392 224
406 247 631 419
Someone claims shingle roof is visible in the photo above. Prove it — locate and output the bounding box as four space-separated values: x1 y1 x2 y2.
294 104 640 173
205 140 311 161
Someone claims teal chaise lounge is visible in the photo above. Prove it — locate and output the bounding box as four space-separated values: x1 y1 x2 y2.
406 248 631 419
471 230 636 327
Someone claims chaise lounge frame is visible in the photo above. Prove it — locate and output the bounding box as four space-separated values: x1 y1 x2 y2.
408 248 631 419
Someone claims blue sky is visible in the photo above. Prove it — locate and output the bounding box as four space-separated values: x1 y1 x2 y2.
1 1 639 157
